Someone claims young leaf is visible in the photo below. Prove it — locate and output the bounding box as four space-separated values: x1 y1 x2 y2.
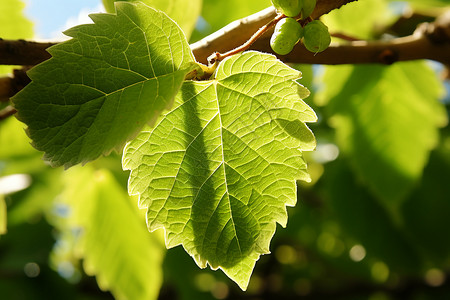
12 2 197 168
59 166 165 300
123 51 317 289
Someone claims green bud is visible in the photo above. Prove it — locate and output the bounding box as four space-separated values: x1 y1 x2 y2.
271 0 303 17
301 0 316 19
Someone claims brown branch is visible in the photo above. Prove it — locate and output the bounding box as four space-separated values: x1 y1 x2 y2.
0 68 30 102
208 13 286 64
0 0 449 105
191 0 358 64
0 68 30 120
250 25 450 65
330 32 361 42
0 76 12 102
194 6 450 66
0 39 53 65
0 106 17 121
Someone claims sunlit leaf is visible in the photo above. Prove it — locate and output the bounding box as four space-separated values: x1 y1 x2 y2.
12 2 197 168
123 51 316 289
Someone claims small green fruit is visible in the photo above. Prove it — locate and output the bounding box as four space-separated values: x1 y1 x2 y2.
270 17 303 55
301 0 316 19
271 0 303 17
303 20 331 53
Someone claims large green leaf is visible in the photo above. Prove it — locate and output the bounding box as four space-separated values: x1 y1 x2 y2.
102 0 202 39
321 62 447 204
59 166 165 300
123 51 316 289
12 2 197 168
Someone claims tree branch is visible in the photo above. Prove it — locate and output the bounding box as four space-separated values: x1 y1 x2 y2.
0 68 30 103
192 3 450 66
0 106 17 121
250 22 450 66
191 0 358 64
0 68 29 121
0 39 52 65
0 0 449 112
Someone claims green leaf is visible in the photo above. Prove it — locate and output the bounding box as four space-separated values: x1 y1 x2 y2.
12 2 197 168
102 0 202 39
123 51 316 289
322 62 447 204
60 166 165 300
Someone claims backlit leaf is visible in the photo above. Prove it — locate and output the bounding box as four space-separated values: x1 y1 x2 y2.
123 51 316 289
12 2 197 168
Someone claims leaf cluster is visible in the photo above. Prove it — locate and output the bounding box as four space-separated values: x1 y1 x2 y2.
1 1 450 300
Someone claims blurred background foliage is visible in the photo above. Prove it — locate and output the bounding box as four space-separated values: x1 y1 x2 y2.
1 0 450 299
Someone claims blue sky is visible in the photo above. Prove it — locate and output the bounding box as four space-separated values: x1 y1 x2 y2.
24 0 103 39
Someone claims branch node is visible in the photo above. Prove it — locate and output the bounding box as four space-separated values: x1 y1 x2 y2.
378 48 399 65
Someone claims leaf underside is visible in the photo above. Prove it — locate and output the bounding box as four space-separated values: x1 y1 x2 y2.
123 51 317 289
12 2 196 168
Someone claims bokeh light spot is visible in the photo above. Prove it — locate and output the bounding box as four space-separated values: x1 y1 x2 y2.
349 244 366 262
24 262 40 278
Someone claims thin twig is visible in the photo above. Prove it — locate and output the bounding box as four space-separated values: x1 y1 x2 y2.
191 0 359 63
330 32 362 41
0 106 17 121
0 39 53 65
208 13 286 64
